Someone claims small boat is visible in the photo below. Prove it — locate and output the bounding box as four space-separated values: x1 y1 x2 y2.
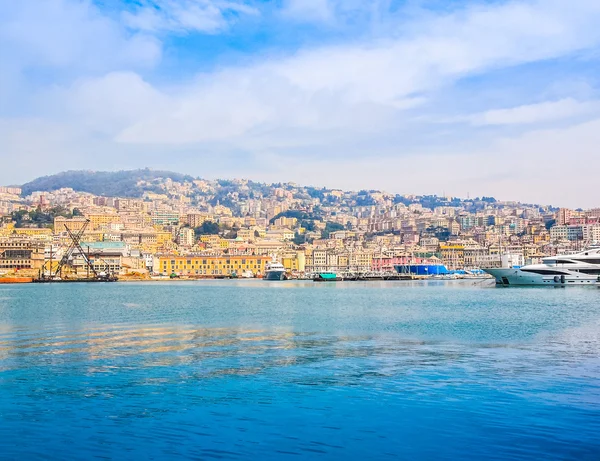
241 270 255 278
313 272 343 282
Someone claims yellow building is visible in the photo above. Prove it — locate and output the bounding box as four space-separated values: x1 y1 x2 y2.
54 217 88 232
157 255 271 276
0 223 15 237
81 232 105 243
281 250 306 272
86 213 121 230
156 231 174 245
440 244 465 270
199 234 221 246
13 228 53 237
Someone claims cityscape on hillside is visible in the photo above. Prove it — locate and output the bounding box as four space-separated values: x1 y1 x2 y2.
0 170 598 280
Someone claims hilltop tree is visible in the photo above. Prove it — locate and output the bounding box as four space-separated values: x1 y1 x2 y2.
194 221 220 236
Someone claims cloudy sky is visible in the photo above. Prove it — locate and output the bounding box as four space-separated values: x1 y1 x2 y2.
1 0 600 207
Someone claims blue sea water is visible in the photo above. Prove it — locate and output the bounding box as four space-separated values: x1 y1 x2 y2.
0 280 599 460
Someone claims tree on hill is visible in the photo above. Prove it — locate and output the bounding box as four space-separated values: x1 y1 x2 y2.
224 229 238 239
481 196 497 203
321 222 345 239
269 209 322 225
20 169 195 197
301 220 316 232
11 206 75 228
194 221 220 236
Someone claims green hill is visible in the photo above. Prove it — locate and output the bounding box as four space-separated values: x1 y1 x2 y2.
21 169 196 197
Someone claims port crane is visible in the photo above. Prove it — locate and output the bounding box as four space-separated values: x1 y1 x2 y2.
41 220 91 279
64 223 100 279
38 219 116 281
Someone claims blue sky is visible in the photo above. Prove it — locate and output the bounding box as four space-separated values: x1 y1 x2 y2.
1 0 600 207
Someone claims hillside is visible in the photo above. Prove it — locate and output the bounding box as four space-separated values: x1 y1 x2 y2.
21 169 196 197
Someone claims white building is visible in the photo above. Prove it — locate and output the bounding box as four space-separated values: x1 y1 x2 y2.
178 227 195 247
582 224 600 243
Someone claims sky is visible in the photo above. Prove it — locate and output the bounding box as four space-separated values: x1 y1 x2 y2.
1 0 600 207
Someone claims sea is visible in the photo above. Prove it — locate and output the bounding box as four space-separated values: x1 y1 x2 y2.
0 280 599 460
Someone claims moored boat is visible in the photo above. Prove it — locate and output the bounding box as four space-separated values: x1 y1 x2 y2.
0 277 33 284
483 248 600 286
394 263 449 276
264 261 288 281
241 270 255 278
313 272 342 282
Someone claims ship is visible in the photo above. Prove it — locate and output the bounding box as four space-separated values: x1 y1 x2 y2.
263 261 288 281
483 248 600 286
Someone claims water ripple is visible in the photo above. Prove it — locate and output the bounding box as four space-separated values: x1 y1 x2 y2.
0 283 599 459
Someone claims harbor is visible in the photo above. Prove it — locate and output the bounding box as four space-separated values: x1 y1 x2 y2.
2 0 600 458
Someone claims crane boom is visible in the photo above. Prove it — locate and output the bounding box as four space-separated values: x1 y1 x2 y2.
53 220 89 278
65 225 99 278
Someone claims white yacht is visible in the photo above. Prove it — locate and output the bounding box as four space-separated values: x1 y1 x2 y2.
484 248 600 286
263 261 288 281
241 270 255 278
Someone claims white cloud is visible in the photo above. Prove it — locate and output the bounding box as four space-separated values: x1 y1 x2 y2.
122 0 259 34
0 0 161 72
107 0 600 146
63 72 173 134
3 0 600 208
470 99 600 125
0 0 161 112
281 0 334 22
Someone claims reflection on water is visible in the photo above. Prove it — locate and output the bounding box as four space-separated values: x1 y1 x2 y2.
0 283 599 460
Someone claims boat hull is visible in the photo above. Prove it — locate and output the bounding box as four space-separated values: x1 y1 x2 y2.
313 272 342 282
394 264 449 276
264 271 287 281
483 268 598 286
0 277 33 284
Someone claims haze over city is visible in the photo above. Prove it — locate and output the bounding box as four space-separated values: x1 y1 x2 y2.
2 0 600 207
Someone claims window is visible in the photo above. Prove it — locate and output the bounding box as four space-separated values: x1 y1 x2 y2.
521 268 569 275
